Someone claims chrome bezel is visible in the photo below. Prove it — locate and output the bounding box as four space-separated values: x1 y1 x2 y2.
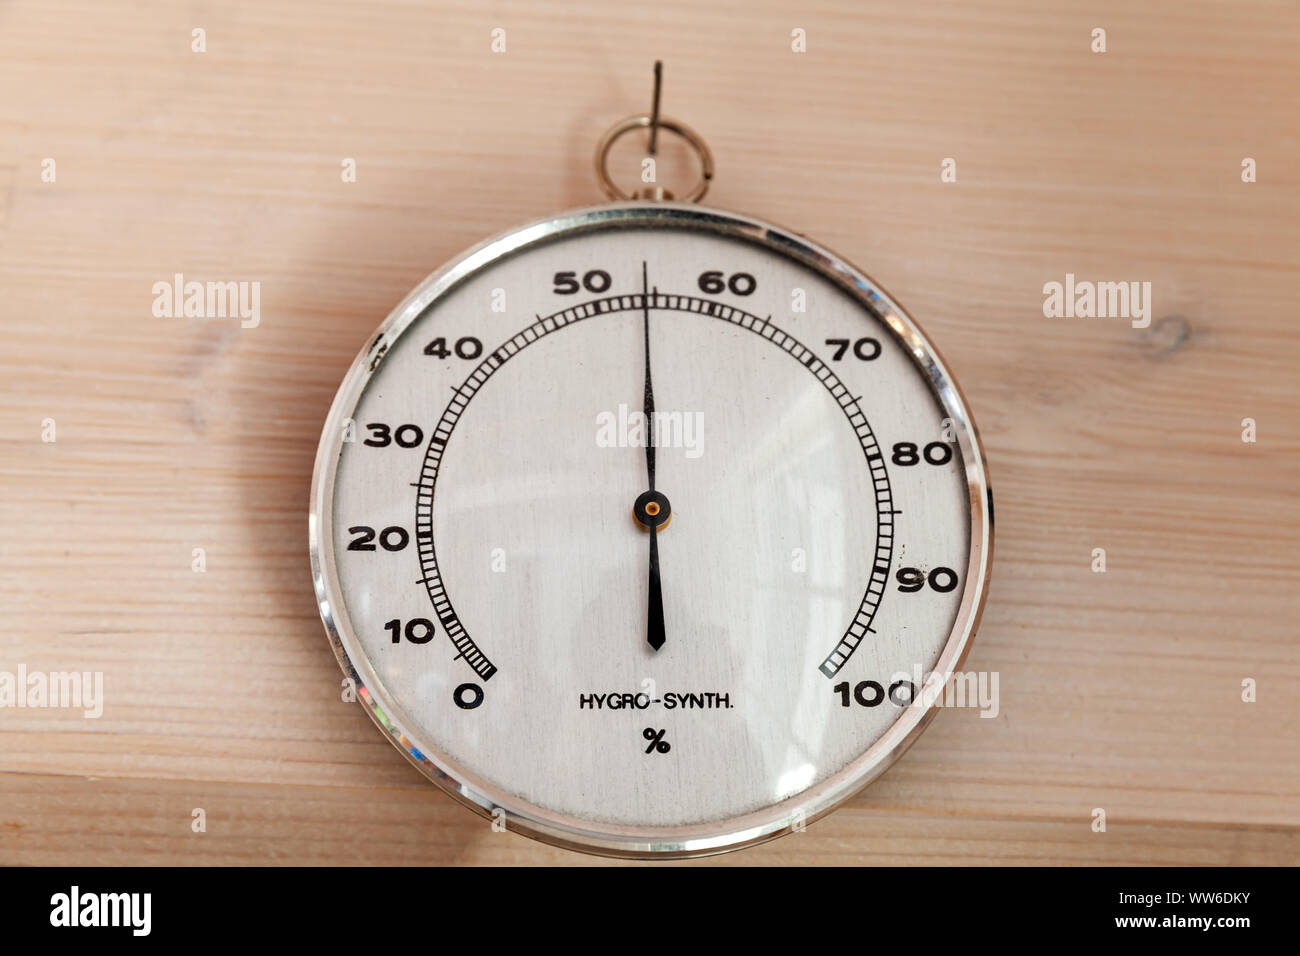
309 201 994 859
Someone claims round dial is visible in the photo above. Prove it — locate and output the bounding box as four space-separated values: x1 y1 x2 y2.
310 203 992 857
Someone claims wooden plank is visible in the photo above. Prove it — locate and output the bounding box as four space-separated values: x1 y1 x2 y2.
1 0 1297 865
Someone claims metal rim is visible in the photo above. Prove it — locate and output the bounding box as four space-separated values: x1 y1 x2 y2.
309 201 994 859
593 114 714 202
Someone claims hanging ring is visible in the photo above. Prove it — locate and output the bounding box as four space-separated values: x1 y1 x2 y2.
593 114 714 203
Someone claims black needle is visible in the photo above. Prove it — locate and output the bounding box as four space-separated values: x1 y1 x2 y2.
642 262 656 493
641 262 666 652
647 524 665 651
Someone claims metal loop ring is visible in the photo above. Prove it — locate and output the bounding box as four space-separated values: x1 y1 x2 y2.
593 114 714 203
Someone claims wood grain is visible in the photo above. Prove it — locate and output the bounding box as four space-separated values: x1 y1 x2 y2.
1 0 1297 865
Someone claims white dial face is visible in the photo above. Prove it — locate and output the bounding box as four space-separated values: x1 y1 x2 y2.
314 205 989 854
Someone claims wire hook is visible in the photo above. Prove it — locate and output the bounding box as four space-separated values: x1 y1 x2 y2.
648 60 663 155
593 61 714 202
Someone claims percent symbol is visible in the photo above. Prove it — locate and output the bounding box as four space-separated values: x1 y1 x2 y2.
642 727 671 754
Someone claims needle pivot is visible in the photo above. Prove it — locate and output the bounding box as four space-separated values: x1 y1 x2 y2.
633 490 672 531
